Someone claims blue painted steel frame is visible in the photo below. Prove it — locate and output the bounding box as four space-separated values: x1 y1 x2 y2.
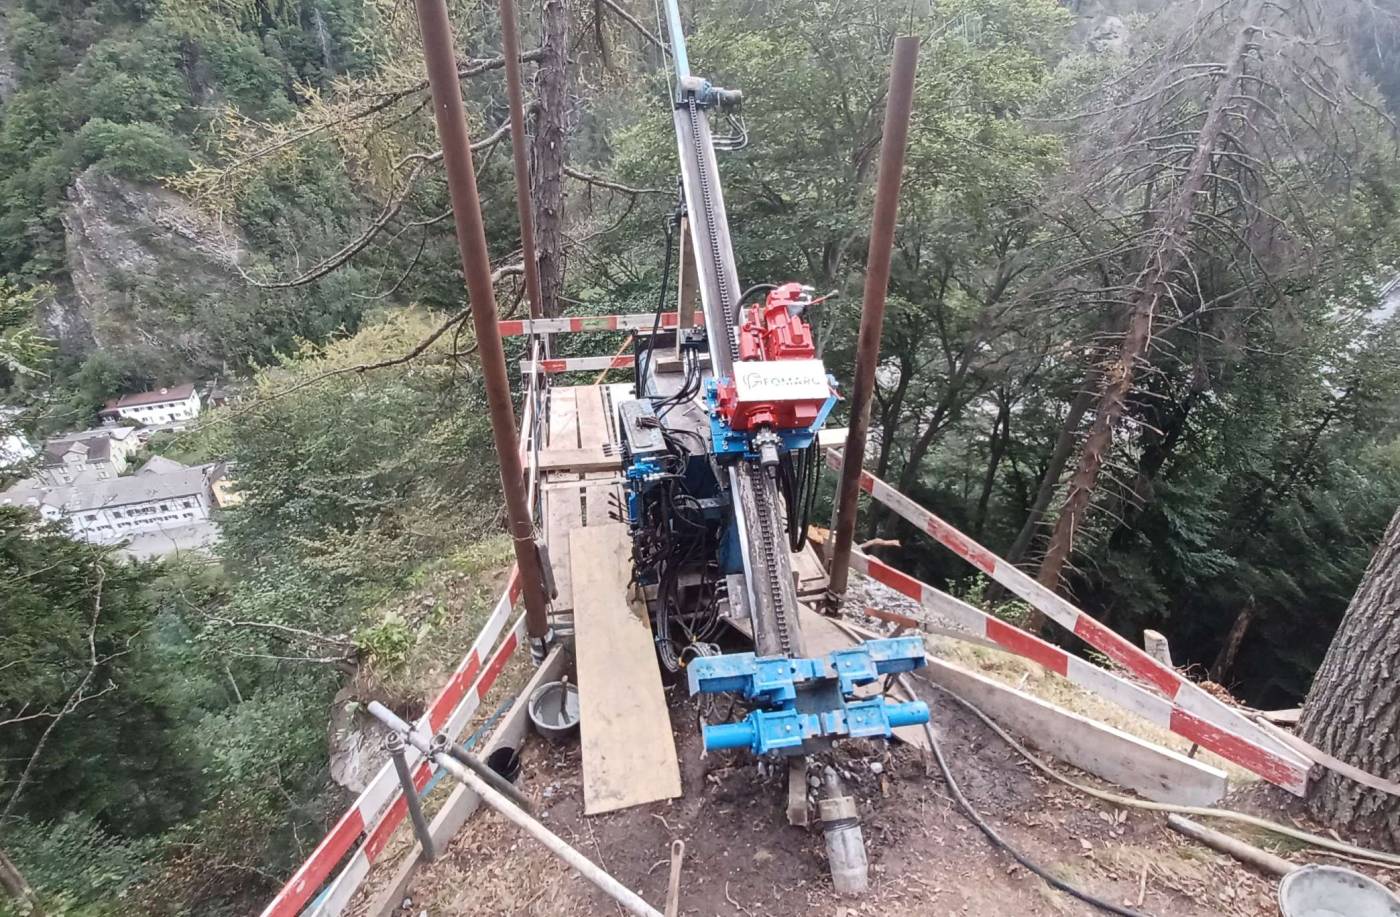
688 637 930 754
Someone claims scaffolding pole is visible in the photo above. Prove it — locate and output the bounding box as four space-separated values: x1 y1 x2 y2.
825 36 920 610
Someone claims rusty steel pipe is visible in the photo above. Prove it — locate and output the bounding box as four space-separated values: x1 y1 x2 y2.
414 0 551 641
499 0 544 322
825 36 919 609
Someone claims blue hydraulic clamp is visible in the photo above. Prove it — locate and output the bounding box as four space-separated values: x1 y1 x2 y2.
687 637 931 755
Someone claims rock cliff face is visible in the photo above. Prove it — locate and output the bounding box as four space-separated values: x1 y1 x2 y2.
55 167 250 373
1068 0 1158 54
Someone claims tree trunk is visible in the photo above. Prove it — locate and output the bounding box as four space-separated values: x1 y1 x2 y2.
972 395 1011 537
0 847 36 913
1210 599 1255 684
1035 8 1262 598
530 0 568 317
1299 505 1400 848
1005 378 1095 568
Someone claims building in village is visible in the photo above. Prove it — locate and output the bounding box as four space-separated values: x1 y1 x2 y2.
36 427 143 485
1 457 224 559
100 383 202 427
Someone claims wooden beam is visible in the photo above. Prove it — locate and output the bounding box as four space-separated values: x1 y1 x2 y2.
923 657 1229 806
537 446 621 474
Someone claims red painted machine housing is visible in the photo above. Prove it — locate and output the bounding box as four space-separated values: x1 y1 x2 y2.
717 283 828 432
736 283 817 361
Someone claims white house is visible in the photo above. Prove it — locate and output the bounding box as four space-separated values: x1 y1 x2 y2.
100 383 202 427
37 427 142 485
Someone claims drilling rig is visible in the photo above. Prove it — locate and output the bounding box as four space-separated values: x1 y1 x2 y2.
615 0 931 889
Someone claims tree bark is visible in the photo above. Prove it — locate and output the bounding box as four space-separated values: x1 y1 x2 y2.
1299 505 1400 848
530 0 568 317
1005 378 1095 569
1209 598 1255 684
1035 7 1262 598
972 395 1011 537
0 847 37 912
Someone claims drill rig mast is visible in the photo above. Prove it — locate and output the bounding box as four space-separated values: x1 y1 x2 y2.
618 0 929 761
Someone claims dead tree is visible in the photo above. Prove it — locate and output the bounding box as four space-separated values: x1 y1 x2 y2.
530 0 569 317
1026 0 1398 615
1035 2 1267 597
0 848 36 913
1299 505 1400 847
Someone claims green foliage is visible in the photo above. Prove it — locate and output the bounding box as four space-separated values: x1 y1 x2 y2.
75 120 192 181
355 613 414 669
2 814 157 916
0 280 53 381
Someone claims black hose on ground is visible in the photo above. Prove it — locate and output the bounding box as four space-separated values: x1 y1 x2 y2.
923 717 1151 917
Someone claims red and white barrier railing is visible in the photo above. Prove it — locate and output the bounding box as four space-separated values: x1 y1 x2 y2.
261 571 525 917
519 355 634 375
827 451 1314 795
498 311 702 336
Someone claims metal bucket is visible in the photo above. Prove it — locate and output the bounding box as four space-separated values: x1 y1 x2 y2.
528 679 580 743
1279 865 1400 917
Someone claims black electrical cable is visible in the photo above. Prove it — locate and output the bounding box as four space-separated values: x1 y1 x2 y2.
640 204 683 394
925 711 1151 917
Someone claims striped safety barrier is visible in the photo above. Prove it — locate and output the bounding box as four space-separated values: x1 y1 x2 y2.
827 451 1314 795
520 355 634 375
261 570 525 917
498 311 703 336
848 549 1312 790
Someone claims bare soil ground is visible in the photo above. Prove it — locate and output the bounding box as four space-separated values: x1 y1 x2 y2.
382 677 1294 917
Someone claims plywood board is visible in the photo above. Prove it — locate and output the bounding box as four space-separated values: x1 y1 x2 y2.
923 657 1229 806
572 524 682 814
582 482 617 527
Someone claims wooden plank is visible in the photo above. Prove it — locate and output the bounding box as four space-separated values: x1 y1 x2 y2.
582 483 616 527
792 543 828 596
575 386 610 449
537 446 621 474
923 657 1230 806
549 386 580 448
544 487 582 611
573 524 682 814
367 647 572 917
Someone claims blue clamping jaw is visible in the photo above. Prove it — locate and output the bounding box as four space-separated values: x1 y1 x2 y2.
701 699 930 754
687 637 930 755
